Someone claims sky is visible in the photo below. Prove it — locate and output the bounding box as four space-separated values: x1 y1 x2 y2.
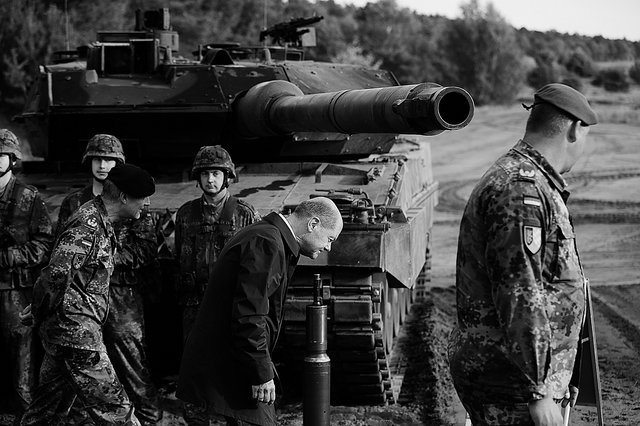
333 0 640 42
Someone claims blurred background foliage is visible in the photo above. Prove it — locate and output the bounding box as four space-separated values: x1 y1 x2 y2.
1 0 639 111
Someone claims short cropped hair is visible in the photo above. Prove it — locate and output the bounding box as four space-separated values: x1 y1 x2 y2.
101 179 123 201
293 198 340 229
525 103 575 137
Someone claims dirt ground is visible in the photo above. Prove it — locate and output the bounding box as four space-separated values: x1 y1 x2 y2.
2 99 639 425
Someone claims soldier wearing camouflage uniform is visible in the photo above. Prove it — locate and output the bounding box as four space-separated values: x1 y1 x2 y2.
175 145 260 425
55 134 161 425
448 84 598 426
0 129 53 418
22 163 155 426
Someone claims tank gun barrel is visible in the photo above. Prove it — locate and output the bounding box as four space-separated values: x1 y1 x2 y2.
235 80 474 138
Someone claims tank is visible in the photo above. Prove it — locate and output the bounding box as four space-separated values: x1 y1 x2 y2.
18 8 474 405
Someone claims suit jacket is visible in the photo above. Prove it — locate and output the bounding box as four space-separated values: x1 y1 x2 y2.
176 212 299 425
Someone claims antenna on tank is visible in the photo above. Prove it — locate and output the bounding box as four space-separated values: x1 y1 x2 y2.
262 0 268 46
64 0 70 50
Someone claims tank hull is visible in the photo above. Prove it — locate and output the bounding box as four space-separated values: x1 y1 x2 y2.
17 10 471 406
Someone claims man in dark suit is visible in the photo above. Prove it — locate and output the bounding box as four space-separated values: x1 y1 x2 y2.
176 197 343 426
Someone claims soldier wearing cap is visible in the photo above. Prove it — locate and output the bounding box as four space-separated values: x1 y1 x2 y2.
21 163 155 426
174 145 260 425
0 129 53 418
53 134 161 425
448 83 597 425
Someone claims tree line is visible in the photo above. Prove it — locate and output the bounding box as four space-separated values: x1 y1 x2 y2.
2 0 639 111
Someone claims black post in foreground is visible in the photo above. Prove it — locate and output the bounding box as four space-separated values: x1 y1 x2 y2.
303 273 330 426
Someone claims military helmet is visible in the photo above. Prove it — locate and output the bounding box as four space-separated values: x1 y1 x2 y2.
190 145 236 180
82 134 126 163
0 129 22 160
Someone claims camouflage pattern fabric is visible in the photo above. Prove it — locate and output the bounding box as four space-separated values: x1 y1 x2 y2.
0 129 22 159
0 176 52 412
25 197 140 425
82 134 125 163
448 140 587 425
57 186 161 424
174 193 260 308
190 145 236 179
34 196 116 351
104 210 161 425
0 176 53 288
54 185 94 237
20 345 139 426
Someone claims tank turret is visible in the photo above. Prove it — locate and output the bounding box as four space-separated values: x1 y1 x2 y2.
18 9 474 405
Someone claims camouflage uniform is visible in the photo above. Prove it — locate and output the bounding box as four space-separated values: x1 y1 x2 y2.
52 133 161 425
0 130 53 414
175 146 260 425
448 140 587 425
55 185 94 237
56 186 162 425
22 196 140 425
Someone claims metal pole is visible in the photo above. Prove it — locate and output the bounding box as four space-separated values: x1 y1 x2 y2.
64 0 70 51
303 274 330 426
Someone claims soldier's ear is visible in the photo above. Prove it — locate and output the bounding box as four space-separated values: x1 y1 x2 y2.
567 120 581 143
119 192 128 204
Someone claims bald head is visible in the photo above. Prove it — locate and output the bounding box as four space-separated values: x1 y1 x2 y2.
292 197 343 231
289 197 343 259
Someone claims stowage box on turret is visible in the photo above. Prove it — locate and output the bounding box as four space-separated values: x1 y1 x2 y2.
18 8 474 404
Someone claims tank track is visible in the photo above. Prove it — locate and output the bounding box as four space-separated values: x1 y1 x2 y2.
277 254 431 405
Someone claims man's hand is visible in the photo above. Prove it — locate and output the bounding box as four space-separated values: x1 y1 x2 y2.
252 379 276 405
20 304 34 327
528 396 563 426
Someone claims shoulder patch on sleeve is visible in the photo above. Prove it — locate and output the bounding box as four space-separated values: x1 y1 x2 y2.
86 217 98 229
518 162 537 179
523 225 542 254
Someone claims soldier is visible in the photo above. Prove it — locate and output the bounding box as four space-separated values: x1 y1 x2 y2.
21 163 155 426
174 145 260 425
55 134 161 425
0 129 53 419
448 84 598 426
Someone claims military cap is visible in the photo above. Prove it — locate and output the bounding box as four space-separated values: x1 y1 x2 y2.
107 163 155 198
0 129 22 159
532 83 598 125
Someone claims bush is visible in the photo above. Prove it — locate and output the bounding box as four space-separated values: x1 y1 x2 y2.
527 62 561 89
592 68 630 92
565 50 595 77
561 75 583 92
629 60 640 85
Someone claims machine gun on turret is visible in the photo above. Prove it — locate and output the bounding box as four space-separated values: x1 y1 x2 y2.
260 15 323 46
